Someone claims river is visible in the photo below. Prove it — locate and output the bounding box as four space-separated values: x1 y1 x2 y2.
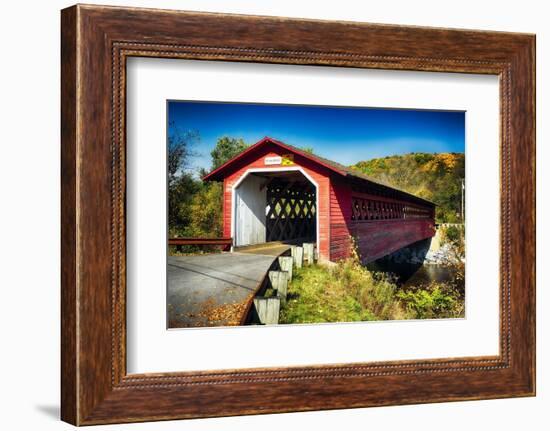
366 260 458 289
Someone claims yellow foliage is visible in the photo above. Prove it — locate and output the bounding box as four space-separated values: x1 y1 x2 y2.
436 153 459 170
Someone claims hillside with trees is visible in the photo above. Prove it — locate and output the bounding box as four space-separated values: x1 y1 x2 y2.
351 153 465 223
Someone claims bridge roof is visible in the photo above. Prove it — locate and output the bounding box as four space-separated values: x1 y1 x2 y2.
203 137 435 207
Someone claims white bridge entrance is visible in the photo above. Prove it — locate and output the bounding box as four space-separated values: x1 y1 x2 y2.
233 169 317 248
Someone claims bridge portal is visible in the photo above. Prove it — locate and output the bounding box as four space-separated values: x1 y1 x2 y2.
233 170 317 248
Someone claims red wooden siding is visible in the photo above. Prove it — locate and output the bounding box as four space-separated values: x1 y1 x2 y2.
222 177 231 238
329 178 352 261
350 219 435 263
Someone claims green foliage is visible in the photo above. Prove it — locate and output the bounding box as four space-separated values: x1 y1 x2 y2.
167 126 201 231
442 225 463 245
396 282 464 319
351 152 465 223
186 182 223 238
210 136 248 170
413 153 434 165
168 135 249 254
279 257 411 324
440 224 466 260
168 173 200 234
170 181 224 255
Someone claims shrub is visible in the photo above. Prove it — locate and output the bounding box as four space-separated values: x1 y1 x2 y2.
396 282 464 319
440 224 465 260
442 225 463 245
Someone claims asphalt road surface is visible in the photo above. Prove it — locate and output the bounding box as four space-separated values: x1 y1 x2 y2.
167 252 281 328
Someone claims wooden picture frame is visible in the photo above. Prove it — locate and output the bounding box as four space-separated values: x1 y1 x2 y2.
61 4 535 425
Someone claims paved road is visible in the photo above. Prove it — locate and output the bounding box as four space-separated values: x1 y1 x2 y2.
167 251 284 328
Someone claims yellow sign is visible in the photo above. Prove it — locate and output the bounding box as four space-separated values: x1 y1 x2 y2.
281 153 294 166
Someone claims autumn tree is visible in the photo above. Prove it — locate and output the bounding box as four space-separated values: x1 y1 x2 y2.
351 152 465 223
187 182 224 238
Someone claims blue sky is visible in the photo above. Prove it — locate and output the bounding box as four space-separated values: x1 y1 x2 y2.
167 101 465 173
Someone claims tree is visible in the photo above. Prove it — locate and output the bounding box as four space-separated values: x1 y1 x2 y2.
210 137 248 170
299 146 314 154
167 124 199 187
168 134 248 246
169 174 200 236
351 152 465 224
187 182 223 238
167 125 200 234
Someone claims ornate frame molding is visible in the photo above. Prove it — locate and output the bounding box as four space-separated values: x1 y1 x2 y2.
61 5 534 425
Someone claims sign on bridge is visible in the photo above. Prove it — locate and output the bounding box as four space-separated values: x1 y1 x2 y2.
264 154 294 166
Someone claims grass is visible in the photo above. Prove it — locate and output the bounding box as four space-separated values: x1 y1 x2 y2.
279 256 465 324
279 258 410 324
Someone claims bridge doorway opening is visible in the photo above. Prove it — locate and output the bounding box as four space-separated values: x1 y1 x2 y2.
233 170 317 248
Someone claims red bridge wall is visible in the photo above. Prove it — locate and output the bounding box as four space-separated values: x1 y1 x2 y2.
328 178 435 262
349 219 435 263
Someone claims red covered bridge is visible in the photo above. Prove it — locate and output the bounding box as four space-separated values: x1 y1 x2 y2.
203 137 435 263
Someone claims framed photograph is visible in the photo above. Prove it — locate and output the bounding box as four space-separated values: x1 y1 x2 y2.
61 4 535 425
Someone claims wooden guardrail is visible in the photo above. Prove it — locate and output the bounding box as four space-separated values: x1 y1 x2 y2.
168 238 233 252
247 242 316 325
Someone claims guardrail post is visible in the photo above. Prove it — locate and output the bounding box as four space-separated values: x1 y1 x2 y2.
291 245 303 268
268 270 289 303
253 297 280 325
303 243 315 265
278 256 293 282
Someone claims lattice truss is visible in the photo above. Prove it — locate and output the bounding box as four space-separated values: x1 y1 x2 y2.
266 180 316 242
351 196 431 221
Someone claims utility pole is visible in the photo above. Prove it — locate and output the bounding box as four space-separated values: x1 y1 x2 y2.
461 178 465 223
